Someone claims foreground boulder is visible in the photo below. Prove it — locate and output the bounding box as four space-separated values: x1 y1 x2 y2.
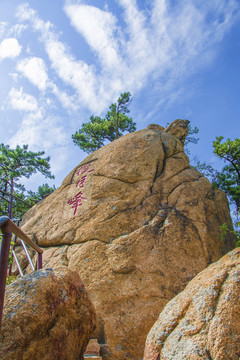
21 120 235 360
144 248 240 360
0 269 96 360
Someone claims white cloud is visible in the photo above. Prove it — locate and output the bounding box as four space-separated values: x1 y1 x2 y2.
17 57 49 91
65 5 121 70
16 3 117 112
0 22 7 37
51 84 79 111
9 111 69 176
16 56 78 110
64 0 240 103
0 38 22 60
9 72 19 82
9 87 38 112
9 24 28 37
9 109 68 155
45 39 100 110
15 1 240 113
16 3 37 23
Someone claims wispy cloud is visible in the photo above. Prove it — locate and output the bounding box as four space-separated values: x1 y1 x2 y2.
1 0 237 187
9 23 28 37
65 4 121 70
13 0 240 126
16 55 79 111
15 0 239 113
9 107 74 184
10 111 68 149
0 22 7 38
0 37 22 60
8 84 71 176
64 0 240 104
17 57 48 91
9 87 38 111
16 3 102 111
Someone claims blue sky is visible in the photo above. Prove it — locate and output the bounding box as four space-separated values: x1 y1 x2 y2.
0 0 240 190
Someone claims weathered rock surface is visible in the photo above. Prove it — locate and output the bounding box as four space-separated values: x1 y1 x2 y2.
0 269 96 360
20 120 235 360
144 248 240 360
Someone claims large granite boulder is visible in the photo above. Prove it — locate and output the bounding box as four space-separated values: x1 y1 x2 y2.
144 248 240 360
21 120 235 360
0 269 96 360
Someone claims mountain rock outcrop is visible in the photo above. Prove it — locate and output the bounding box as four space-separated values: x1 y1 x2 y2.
144 248 240 360
20 120 235 360
0 269 96 360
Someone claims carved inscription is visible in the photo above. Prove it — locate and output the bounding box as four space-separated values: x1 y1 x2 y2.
67 163 95 215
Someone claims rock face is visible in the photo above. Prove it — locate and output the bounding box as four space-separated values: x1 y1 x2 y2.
144 248 240 360
21 120 235 360
0 269 96 360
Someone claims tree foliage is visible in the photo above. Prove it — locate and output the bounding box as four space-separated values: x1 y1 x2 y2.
184 124 199 154
0 144 55 219
0 144 54 181
220 211 240 247
165 121 199 155
194 136 240 213
28 183 56 203
72 92 136 153
212 137 240 211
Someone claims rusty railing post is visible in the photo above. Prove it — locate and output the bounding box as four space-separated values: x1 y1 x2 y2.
8 178 14 220
37 253 43 270
0 217 12 330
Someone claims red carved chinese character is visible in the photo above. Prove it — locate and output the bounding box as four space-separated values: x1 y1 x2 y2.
76 163 95 176
68 191 87 215
76 174 87 188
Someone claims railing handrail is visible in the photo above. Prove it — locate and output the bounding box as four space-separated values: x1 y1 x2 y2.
0 217 42 254
0 216 43 329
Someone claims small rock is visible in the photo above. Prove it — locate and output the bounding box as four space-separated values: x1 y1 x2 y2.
165 119 190 144
147 124 165 130
144 249 240 360
0 268 96 360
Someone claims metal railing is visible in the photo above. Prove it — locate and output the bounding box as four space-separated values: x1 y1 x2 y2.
0 176 44 329
0 216 43 329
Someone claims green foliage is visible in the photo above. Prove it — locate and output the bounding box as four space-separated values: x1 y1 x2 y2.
212 136 240 211
0 238 17 284
0 144 55 219
213 165 240 210
194 136 240 212
28 183 56 202
6 275 17 285
194 136 240 243
72 92 136 153
219 214 240 248
165 121 199 155
194 160 216 179
213 136 240 173
0 144 54 181
0 185 30 219
184 124 199 155
0 183 56 219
